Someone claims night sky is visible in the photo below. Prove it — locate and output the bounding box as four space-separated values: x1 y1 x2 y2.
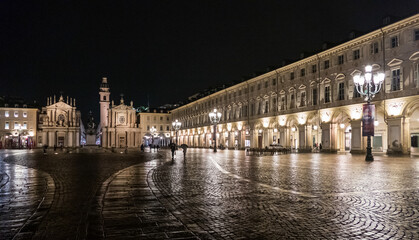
1 0 418 121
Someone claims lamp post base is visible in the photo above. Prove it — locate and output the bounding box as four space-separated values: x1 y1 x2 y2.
365 136 374 162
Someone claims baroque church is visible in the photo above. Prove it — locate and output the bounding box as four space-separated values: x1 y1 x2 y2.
99 77 141 148
38 94 81 147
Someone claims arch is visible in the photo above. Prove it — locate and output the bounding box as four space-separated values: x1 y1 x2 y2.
403 98 419 117
332 109 351 124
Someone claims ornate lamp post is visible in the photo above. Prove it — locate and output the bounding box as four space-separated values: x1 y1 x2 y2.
353 65 385 161
209 109 222 152
172 119 181 146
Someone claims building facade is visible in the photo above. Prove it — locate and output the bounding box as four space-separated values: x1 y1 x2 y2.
138 109 171 147
99 78 141 148
171 14 419 155
0 102 38 149
37 95 81 147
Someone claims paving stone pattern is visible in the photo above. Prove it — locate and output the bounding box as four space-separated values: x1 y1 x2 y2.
1 149 419 239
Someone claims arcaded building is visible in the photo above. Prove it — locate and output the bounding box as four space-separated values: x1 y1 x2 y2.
99 77 141 148
138 109 171 147
170 14 419 155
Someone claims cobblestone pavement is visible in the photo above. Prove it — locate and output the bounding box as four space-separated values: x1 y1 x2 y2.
1 148 419 239
152 149 419 239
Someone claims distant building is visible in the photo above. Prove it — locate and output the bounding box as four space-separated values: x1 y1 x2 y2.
138 108 171 147
37 95 81 147
99 78 141 148
0 97 38 149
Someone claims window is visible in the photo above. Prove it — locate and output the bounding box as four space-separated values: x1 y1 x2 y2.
264 100 269 114
258 102 262 115
290 72 295 80
338 55 344 65
300 92 306 107
250 86 254 92
281 96 285 110
290 94 295 109
391 36 399 48
338 82 345 100
104 96 107 101
370 42 379 54
353 85 361 98
251 103 255 116
153 116 156 121
312 88 317 106
312 64 317 73
14 111 18 117
147 125 150 130
5 111 9 117
166 126 169 131
14 122 19 129
324 60 330 69
160 117 163 121
257 84 261 90
301 68 305 77
414 63 419 87
415 29 419 41
160 126 163 131
272 79 276 85
353 49 360 60
23 112 27 118
265 81 268 88
167 117 169 121
23 122 27 129
324 86 330 103
5 122 9 129
391 69 401 91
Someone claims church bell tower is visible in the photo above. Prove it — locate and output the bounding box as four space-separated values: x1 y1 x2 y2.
99 77 110 128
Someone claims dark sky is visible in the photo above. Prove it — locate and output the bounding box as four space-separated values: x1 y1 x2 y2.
1 0 418 121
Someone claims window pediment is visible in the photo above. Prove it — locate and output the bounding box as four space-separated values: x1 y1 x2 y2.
322 78 331 84
387 58 403 67
279 90 286 94
335 73 345 81
350 69 362 76
409 51 419 61
298 84 306 90
288 87 296 93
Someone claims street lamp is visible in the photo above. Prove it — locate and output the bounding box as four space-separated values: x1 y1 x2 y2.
353 64 385 161
172 119 181 146
209 109 222 152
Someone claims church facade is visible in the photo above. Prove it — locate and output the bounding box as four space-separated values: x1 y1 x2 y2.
37 95 81 147
99 77 141 148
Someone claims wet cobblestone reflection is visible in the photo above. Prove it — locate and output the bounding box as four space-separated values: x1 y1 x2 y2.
1 148 419 239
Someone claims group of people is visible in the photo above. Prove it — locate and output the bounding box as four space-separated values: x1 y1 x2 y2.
140 142 187 161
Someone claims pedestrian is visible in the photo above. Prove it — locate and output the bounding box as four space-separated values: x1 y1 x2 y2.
157 145 160 151
319 143 322 151
170 143 176 160
54 144 57 151
140 144 144 152
43 145 48 154
183 146 187 159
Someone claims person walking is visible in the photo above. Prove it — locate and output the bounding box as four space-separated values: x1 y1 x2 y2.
170 143 176 160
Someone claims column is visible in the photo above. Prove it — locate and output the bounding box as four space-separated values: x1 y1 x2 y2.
350 120 363 153
387 117 409 154
298 125 306 149
321 122 338 152
68 131 73 147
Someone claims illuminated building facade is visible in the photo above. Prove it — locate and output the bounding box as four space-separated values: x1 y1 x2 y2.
99 78 141 148
0 102 38 149
37 95 81 147
170 14 419 155
138 109 172 147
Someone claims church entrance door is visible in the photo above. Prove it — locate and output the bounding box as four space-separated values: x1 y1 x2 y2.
58 137 65 147
119 136 126 148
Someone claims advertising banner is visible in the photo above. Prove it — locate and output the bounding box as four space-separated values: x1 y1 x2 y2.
362 104 375 136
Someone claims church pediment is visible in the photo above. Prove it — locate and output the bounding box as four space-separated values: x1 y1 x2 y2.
112 104 134 111
48 101 72 109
